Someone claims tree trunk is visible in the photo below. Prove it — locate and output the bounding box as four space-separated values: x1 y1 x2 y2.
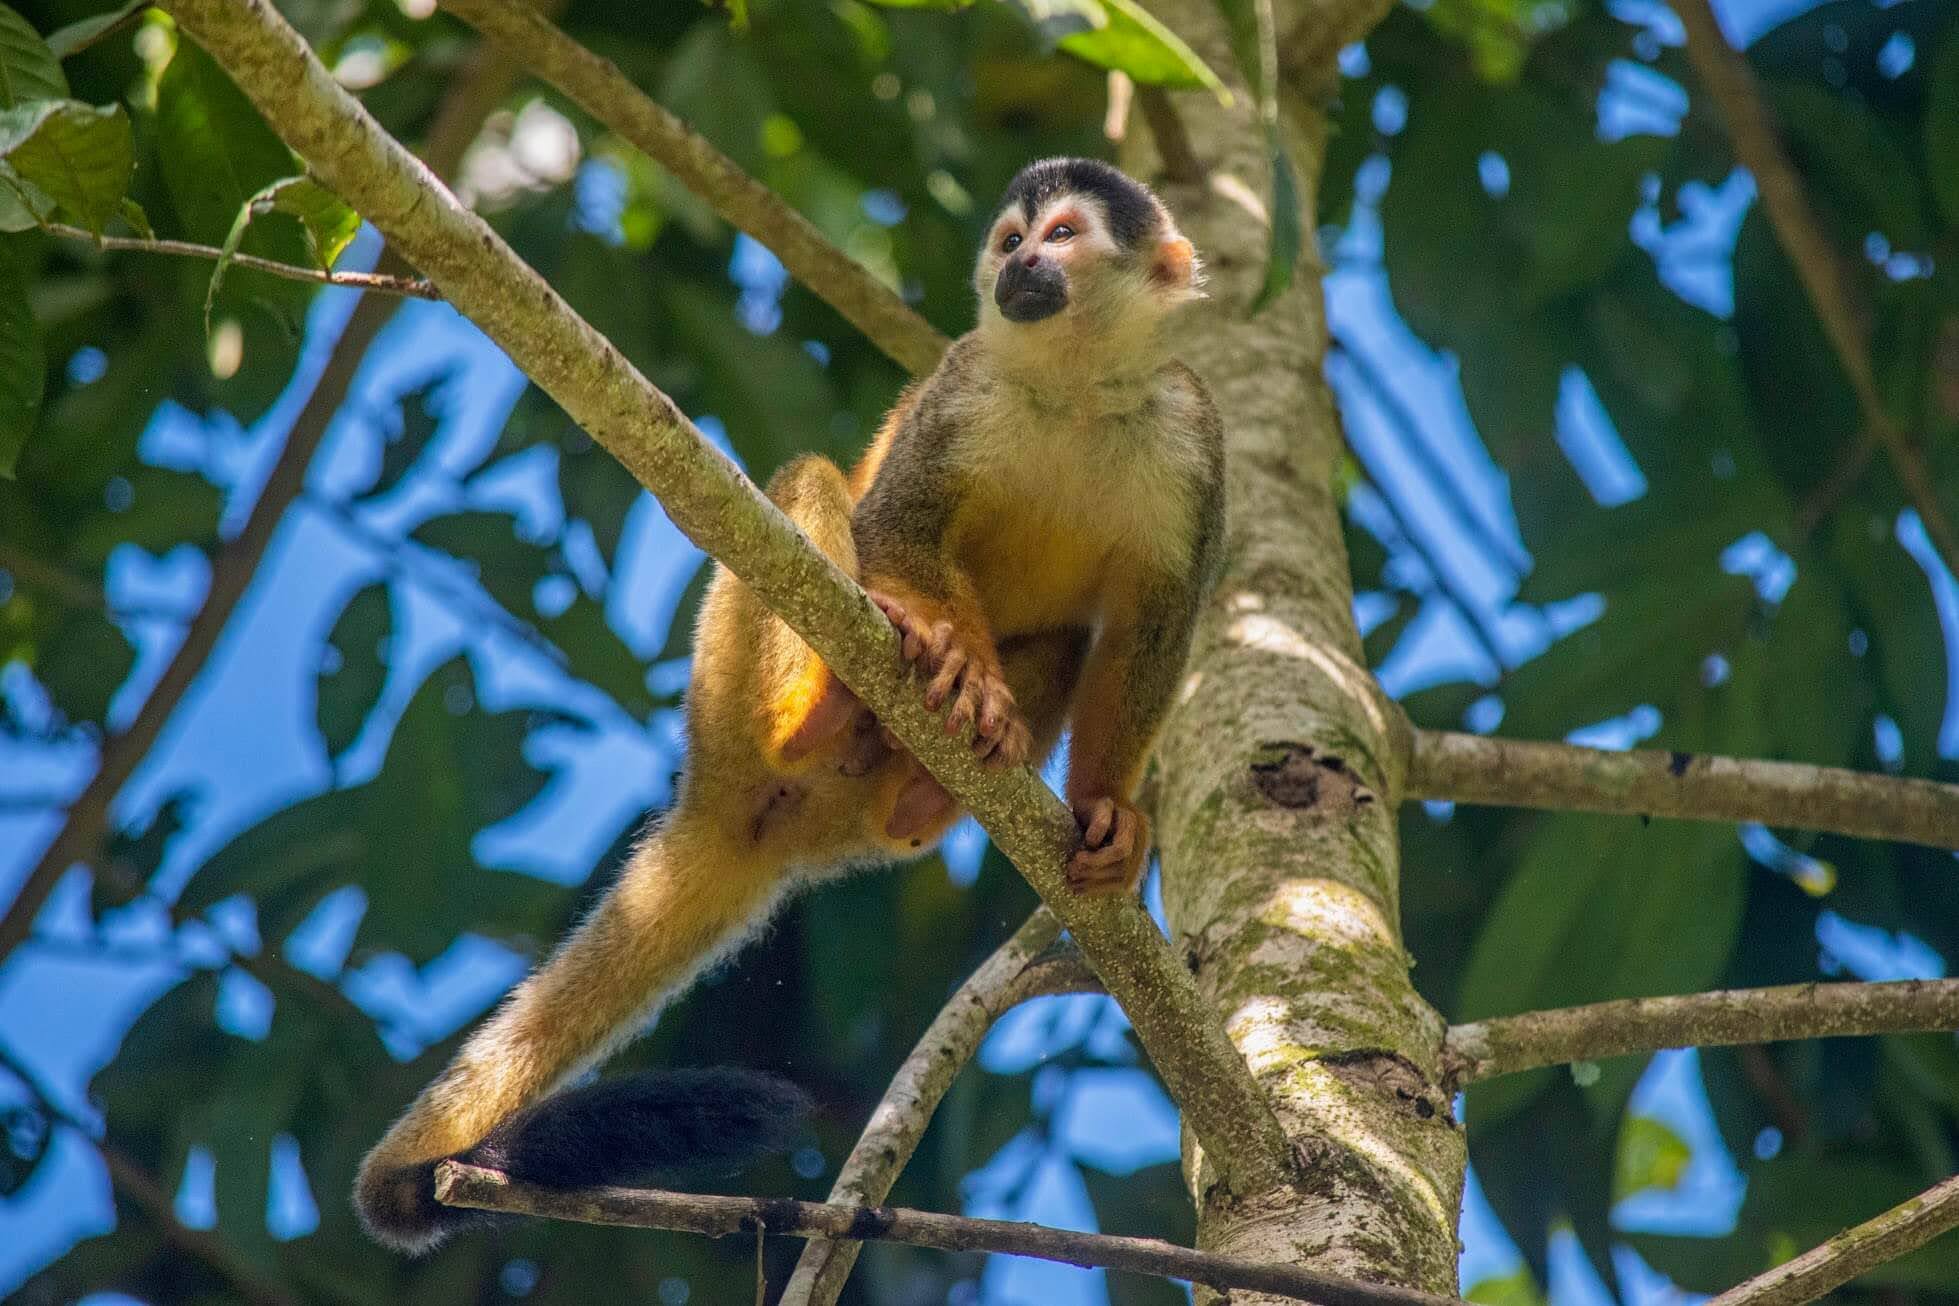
1136 1 1468 1296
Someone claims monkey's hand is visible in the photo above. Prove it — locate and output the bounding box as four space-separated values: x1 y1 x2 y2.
1067 797 1150 895
870 591 1032 768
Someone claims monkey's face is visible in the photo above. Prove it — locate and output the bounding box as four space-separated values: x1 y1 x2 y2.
975 184 1203 349
980 198 1096 325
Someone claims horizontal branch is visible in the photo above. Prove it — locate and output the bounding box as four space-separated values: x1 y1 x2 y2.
438 0 948 376
1406 730 1959 849
45 223 440 298
434 1163 1471 1306
1707 1172 1959 1306
161 0 1293 1198
1445 978 1959 1086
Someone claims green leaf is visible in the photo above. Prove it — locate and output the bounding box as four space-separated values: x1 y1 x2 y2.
37 607 135 726
1057 0 1229 95
0 99 134 235
205 177 357 336
0 158 53 231
43 1 150 61
1766 79 1928 250
317 582 392 762
1459 816 1746 1129
1466 1267 1545 1306
1613 1114 1691 1201
155 41 303 249
359 370 448 502
1928 21 1959 229
0 236 41 475
410 509 557 620
116 194 150 239
1251 128 1301 311
0 4 67 109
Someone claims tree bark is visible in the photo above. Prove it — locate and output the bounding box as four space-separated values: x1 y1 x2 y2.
1134 0 1466 1297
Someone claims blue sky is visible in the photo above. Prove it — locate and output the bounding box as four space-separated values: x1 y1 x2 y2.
3 0 1956 1300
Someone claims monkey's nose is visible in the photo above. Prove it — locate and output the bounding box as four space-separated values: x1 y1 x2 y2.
1022 253 1041 269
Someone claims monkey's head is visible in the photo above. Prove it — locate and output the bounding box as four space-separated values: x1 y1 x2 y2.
974 158 1202 352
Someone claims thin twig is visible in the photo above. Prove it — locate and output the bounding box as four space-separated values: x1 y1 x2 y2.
1705 1172 1959 1306
159 0 1299 1200
44 223 440 299
435 1162 1473 1306
437 0 947 377
783 910 1065 1305
1672 0 1959 578
1406 729 1959 849
0 16 533 965
1444 978 1959 1086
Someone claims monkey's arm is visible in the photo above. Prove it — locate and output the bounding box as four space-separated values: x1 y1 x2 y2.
852 370 1030 767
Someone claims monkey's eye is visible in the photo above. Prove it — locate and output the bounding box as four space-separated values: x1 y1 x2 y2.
1046 224 1075 243
1002 232 1023 252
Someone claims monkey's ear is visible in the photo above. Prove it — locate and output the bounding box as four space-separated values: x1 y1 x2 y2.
1150 234 1205 299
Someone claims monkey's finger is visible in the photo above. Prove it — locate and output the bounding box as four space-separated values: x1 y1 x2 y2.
924 645 967 710
1080 798 1115 848
944 678 981 736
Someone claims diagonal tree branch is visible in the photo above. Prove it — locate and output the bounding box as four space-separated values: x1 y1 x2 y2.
1671 0 1959 578
783 908 1096 1305
1405 729 1959 849
437 0 948 377
1444 978 1959 1087
158 0 1295 1200
1705 1171 1959 1306
434 1162 1474 1306
0 17 539 966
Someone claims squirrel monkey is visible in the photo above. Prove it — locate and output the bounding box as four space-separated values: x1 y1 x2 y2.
356 158 1224 1253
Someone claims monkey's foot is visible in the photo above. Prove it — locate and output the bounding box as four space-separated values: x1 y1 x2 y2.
1066 798 1150 895
778 673 859 763
869 592 1031 768
885 767 956 844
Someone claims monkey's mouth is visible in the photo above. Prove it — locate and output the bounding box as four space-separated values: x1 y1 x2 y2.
994 261 1067 323
998 286 1066 323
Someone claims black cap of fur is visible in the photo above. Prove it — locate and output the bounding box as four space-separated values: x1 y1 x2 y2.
359 1068 812 1255
996 157 1158 251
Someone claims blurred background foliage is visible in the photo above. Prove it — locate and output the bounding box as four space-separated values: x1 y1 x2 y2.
0 0 1954 1301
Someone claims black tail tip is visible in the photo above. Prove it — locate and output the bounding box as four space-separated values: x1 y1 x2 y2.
355 1157 491 1255
458 1066 815 1192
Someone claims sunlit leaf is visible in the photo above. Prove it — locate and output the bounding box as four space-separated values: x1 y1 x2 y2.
42 0 149 61
0 98 133 235
1613 1114 1691 1201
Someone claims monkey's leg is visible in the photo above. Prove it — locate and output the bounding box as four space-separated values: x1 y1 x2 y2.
726 455 866 766
354 811 793 1253
1062 579 1197 895
880 627 1087 842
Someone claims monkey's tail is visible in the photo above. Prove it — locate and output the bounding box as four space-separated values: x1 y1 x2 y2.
356 1066 811 1253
